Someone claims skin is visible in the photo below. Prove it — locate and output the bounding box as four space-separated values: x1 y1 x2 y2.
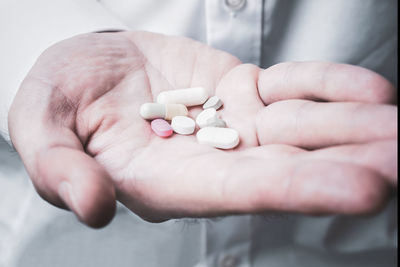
8 31 397 228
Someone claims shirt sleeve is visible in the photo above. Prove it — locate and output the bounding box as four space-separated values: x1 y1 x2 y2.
0 0 129 145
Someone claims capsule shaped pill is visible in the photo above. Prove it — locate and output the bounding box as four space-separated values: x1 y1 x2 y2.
171 116 196 135
140 103 188 120
157 87 209 106
203 96 223 110
151 119 173 137
196 108 218 128
196 127 240 149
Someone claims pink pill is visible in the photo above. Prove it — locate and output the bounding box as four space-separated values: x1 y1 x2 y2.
151 119 173 137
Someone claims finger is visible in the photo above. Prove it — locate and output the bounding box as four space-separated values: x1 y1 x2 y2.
244 140 397 185
116 138 389 219
256 99 397 149
258 61 396 104
19 132 116 228
36 143 116 228
9 83 116 228
224 144 390 215
305 139 398 185
222 156 390 215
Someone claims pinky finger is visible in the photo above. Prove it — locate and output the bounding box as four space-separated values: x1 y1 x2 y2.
221 155 390 215
305 139 398 185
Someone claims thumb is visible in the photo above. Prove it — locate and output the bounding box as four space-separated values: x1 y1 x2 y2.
9 88 116 229
37 145 116 228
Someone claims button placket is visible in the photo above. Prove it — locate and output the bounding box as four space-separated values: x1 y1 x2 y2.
224 0 246 15
205 0 263 65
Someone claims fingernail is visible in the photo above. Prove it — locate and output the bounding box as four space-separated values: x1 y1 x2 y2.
58 181 81 217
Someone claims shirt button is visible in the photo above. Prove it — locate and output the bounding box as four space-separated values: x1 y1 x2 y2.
220 254 238 267
224 0 246 12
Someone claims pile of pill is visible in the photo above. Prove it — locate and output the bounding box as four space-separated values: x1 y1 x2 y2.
139 87 240 149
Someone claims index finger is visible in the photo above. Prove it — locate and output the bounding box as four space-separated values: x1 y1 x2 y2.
258 61 396 104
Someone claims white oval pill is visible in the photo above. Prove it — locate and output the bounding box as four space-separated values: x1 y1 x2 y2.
171 116 196 135
203 96 223 110
196 127 240 149
196 108 218 128
157 87 209 106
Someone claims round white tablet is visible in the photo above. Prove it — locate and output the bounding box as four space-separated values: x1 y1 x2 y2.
171 116 195 135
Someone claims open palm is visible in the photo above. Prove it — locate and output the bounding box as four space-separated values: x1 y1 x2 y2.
9 31 397 227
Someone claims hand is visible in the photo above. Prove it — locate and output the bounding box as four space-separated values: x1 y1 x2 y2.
9 31 397 227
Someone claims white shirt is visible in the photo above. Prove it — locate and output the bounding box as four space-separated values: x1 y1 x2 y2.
0 1 397 267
